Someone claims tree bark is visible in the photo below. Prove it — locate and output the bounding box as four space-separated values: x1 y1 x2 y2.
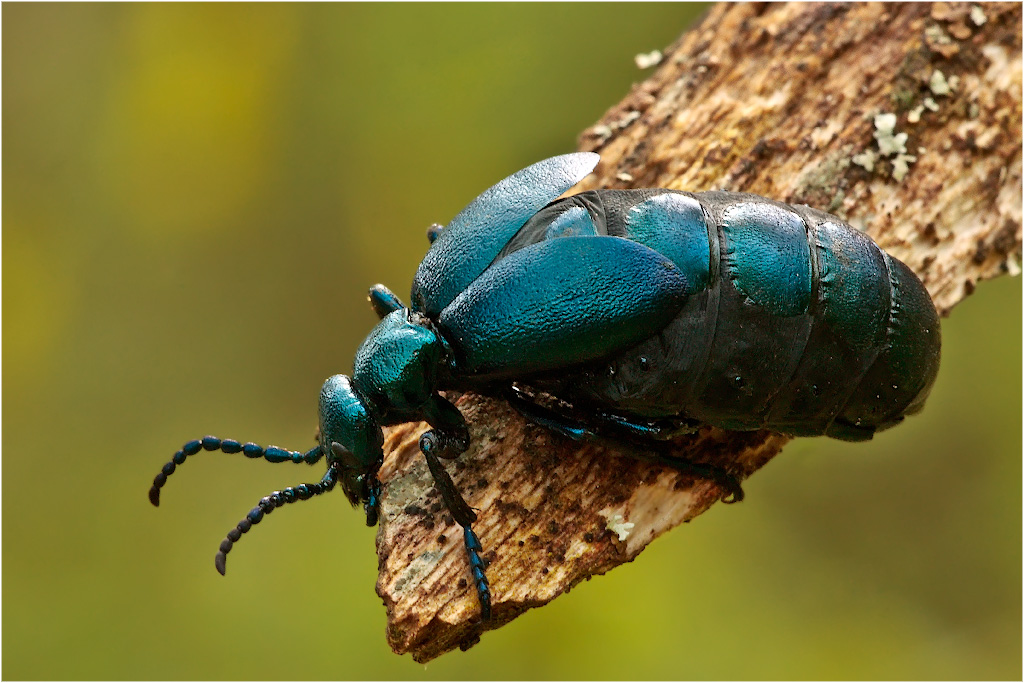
375 2 1022 662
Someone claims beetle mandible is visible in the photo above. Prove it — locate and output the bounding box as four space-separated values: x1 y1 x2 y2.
149 153 941 621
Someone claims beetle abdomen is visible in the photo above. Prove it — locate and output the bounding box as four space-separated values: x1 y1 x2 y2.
514 189 940 441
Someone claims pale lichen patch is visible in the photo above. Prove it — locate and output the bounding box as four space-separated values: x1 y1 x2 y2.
852 149 877 171
930 69 952 96
634 50 663 69
925 24 953 46
603 513 634 541
874 113 909 155
892 153 918 181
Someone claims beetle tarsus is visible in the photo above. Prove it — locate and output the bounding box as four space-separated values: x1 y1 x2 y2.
464 526 492 621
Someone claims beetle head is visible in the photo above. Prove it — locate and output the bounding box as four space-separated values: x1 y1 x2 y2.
318 374 384 506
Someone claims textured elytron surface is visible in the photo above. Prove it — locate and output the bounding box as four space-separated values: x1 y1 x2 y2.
412 153 599 317
438 235 688 377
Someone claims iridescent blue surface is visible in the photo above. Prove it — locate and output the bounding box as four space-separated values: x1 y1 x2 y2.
439 235 688 377
625 192 710 293
720 202 812 317
544 205 598 239
412 153 599 316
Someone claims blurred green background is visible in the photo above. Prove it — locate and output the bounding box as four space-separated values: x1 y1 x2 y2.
3 3 1020 680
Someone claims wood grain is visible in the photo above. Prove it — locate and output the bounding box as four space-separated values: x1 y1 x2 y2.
375 2 1021 662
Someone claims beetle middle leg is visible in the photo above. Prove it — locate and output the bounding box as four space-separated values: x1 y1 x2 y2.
419 393 492 621
505 385 744 502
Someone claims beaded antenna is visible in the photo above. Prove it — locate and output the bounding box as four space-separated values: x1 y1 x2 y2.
148 436 334 574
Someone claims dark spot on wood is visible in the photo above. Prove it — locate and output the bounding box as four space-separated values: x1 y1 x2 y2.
437 534 447 544
404 504 426 516
547 521 560 535
494 499 530 517
992 219 1019 256
623 139 650 169
443 514 454 527
964 279 976 295
583 532 595 543
530 534 541 544
974 238 989 264
457 578 467 589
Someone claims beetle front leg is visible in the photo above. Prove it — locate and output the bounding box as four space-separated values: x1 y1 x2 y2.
368 284 405 319
419 394 491 620
363 473 382 526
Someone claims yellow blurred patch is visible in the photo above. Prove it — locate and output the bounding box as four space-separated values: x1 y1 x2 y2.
3 220 75 385
94 5 299 241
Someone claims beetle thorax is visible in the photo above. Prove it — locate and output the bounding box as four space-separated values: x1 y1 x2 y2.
353 308 443 418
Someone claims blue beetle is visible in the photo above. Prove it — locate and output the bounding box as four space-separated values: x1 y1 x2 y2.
150 153 941 621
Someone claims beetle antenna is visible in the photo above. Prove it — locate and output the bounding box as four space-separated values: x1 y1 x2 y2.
148 436 324 506
214 463 340 575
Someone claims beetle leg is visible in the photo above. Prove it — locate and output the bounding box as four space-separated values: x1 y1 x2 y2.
505 385 698 441
417 393 490 619
363 473 382 526
504 386 744 503
426 222 444 244
420 434 492 621
368 284 406 319
611 448 745 504
422 394 470 459
503 387 595 441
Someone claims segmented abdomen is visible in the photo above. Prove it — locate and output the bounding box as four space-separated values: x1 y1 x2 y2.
519 189 940 441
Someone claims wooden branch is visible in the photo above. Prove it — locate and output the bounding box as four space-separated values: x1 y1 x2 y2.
375 2 1022 662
